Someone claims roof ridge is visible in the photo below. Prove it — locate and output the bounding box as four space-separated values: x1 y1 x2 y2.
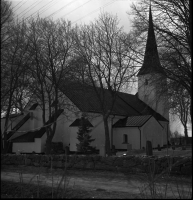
137 98 168 122
117 93 142 115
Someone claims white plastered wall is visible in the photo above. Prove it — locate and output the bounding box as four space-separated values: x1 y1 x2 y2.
141 116 163 148
41 131 47 152
52 111 79 151
58 113 123 152
66 113 106 152
159 121 169 146
12 138 42 153
88 114 124 151
52 91 81 150
138 74 169 121
113 127 140 149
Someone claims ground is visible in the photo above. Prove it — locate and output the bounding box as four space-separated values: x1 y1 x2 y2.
1 164 192 199
1 148 192 198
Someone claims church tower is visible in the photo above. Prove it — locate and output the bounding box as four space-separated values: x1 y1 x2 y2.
137 5 169 120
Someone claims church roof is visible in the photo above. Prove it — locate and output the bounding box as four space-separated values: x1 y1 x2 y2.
137 5 165 76
113 115 152 127
113 115 163 128
29 103 38 110
59 80 140 117
59 80 168 122
10 127 47 142
10 109 63 142
118 92 168 121
69 118 93 127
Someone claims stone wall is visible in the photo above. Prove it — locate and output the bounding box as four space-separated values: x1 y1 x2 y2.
1 154 192 176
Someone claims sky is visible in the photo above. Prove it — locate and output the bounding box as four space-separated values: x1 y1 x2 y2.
7 0 192 137
8 0 136 33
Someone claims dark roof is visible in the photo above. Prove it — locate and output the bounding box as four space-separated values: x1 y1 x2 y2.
137 6 165 76
2 104 37 141
10 127 47 142
7 112 31 140
1 113 24 119
58 80 168 122
29 103 38 110
117 92 168 122
11 113 31 132
59 81 140 117
69 118 93 127
113 115 152 127
11 109 63 142
6 103 38 140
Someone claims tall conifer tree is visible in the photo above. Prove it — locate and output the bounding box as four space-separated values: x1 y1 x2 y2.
76 116 95 153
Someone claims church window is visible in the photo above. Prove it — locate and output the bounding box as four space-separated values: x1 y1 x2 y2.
123 134 128 143
145 79 148 85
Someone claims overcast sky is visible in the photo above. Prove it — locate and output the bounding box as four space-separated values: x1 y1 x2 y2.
8 0 192 137
8 0 137 32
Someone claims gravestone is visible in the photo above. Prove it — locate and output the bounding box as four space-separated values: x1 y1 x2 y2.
146 141 153 156
157 144 161 151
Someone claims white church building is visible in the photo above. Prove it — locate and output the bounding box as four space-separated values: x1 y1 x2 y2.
2 6 169 154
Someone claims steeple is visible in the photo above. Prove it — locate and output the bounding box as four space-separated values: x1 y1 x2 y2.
137 5 165 76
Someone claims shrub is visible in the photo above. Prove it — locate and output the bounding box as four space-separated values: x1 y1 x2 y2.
50 142 64 154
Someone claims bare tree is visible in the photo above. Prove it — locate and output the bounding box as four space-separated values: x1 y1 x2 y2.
1 20 31 153
1 0 14 49
75 13 136 156
26 17 75 154
170 87 191 142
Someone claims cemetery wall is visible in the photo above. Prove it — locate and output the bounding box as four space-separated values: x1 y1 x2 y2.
1 154 192 176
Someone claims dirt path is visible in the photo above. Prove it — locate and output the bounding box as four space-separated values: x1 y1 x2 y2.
1 165 192 198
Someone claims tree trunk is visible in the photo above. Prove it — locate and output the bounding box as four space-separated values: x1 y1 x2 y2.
146 140 153 156
1 130 4 153
2 131 8 154
189 0 192 124
184 127 188 138
184 127 189 145
3 98 13 154
103 116 111 156
190 97 192 124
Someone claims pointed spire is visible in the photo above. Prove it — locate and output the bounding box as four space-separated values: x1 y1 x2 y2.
138 4 165 76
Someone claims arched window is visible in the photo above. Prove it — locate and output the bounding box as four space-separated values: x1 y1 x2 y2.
123 134 128 143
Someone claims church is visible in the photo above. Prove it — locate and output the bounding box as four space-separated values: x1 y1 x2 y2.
2 6 169 154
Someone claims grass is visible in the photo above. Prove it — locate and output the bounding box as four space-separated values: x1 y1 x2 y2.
1 153 137 199
1 180 67 199
118 147 192 198
1 154 72 199
1 180 137 199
